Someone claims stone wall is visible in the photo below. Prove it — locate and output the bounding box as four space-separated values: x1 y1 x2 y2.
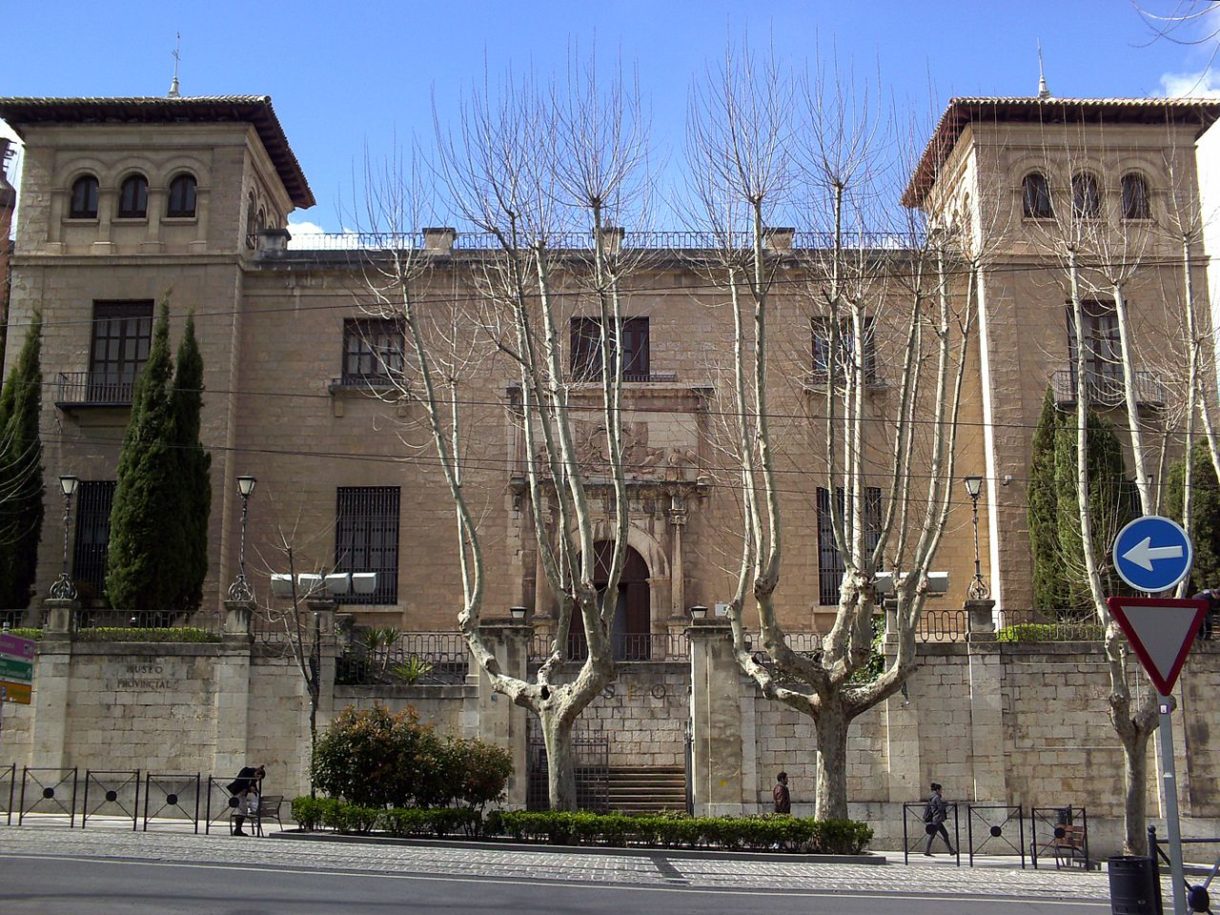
4 621 1220 858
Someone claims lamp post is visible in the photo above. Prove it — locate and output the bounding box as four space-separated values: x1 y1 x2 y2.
49 475 79 600
227 475 256 603
963 475 989 600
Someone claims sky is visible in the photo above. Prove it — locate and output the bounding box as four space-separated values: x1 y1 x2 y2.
2 0 1219 237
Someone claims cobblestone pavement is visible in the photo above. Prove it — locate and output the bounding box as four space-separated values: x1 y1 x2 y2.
0 822 1113 904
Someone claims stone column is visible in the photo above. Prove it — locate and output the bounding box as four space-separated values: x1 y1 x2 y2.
30 598 77 768
666 495 688 641
474 619 531 808
964 599 1006 802
882 617 922 803
212 600 254 777
688 618 745 816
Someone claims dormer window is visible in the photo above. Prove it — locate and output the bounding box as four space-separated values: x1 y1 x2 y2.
117 174 148 219
166 173 197 218
69 175 99 219
1121 173 1151 220
1022 172 1053 219
1071 172 1100 219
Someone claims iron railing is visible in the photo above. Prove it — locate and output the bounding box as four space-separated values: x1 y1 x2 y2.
526 735 610 812
527 632 689 663
281 229 921 254
337 631 470 685
55 371 137 407
1051 369 1165 408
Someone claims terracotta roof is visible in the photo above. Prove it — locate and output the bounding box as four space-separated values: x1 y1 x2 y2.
0 96 315 208
902 96 1220 208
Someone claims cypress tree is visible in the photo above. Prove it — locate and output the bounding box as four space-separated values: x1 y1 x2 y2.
1028 387 1069 610
1053 407 1138 609
168 313 211 613
1166 440 1220 591
0 313 44 608
106 298 178 614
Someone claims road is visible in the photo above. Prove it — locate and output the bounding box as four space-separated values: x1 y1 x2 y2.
0 825 1114 914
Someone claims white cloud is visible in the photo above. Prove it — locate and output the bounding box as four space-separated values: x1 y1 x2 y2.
1159 68 1220 98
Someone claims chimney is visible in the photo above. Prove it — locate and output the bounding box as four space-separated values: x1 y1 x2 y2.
597 226 625 256
423 227 456 255
763 227 794 253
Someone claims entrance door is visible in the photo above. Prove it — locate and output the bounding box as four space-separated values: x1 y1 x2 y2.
569 542 652 660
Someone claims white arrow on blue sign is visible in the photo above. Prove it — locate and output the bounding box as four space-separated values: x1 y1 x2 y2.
1113 515 1194 594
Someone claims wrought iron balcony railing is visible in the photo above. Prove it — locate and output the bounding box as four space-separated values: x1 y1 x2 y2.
1051 369 1165 409
55 372 136 408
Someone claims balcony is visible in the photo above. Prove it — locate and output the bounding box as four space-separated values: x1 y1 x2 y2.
55 372 135 410
1051 369 1165 409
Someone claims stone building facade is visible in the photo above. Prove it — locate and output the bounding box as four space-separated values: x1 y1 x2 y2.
0 93 1214 635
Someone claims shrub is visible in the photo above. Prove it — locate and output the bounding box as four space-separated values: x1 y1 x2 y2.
311 705 444 808
448 738 513 811
810 818 874 854
75 626 220 643
995 622 1103 643
291 796 326 831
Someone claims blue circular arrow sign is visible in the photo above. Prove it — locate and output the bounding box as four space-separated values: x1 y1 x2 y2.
1113 515 1194 594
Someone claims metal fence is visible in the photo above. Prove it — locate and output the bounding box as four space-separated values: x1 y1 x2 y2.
283 229 920 254
337 631 470 685
526 735 610 813
527 632 690 664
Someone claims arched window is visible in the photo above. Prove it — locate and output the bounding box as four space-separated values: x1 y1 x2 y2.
166 173 197 218
1072 172 1100 219
69 175 99 219
1022 172 1053 219
245 194 257 247
117 174 148 218
1121 173 1151 220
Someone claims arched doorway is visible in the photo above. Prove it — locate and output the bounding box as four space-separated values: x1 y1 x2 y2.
569 541 652 660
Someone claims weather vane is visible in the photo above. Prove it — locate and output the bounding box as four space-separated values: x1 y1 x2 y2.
168 33 181 98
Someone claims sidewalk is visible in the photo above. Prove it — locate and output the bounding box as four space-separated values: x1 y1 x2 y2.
0 820 1114 904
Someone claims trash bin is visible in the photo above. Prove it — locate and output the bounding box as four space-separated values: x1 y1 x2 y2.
1108 856 1163 915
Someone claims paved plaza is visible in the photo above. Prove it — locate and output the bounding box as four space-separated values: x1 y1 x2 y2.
0 820 1119 912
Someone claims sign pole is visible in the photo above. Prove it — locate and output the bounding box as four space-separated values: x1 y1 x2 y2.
1157 694 1186 915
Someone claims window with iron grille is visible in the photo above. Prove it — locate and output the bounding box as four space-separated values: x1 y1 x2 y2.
72 481 116 598
816 486 882 605
335 486 400 604
570 317 650 381
342 318 405 385
811 317 877 385
88 301 154 403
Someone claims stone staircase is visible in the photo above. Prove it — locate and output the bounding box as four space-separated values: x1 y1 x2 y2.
605 766 687 814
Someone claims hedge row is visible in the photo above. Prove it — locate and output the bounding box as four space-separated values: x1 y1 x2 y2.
995 622 1104 643
292 797 483 837
290 797 873 854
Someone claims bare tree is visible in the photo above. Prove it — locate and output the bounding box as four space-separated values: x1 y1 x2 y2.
685 47 976 819
352 57 651 809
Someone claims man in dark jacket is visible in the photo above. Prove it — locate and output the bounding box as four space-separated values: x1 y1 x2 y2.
923 782 955 856
1193 589 1219 641
773 772 791 814
227 765 265 836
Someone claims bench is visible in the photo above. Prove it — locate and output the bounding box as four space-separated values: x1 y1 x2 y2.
229 794 285 837
1051 823 1094 870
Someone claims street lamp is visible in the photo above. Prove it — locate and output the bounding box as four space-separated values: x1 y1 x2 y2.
49 475 79 600
963 475 989 600
227 475 256 603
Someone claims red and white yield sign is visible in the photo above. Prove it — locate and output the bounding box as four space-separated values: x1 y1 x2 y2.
1106 596 1209 695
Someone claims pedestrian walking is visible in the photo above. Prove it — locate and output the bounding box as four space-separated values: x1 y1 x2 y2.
922 782 955 856
773 771 791 814
1193 588 1219 641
